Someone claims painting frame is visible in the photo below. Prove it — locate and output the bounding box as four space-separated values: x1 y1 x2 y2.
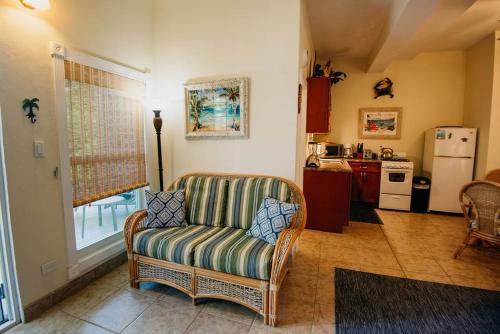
184 77 249 139
358 107 402 139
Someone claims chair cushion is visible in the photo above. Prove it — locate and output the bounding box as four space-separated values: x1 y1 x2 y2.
145 189 186 228
171 176 228 227
133 225 222 265
246 197 299 245
225 177 292 230
194 227 275 280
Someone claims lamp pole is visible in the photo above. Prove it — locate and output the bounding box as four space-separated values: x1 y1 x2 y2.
153 110 164 191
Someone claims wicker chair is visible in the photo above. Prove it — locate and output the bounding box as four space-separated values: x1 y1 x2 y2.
485 169 500 184
453 181 500 258
123 173 306 326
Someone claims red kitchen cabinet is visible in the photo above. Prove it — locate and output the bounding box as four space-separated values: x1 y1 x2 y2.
306 77 330 133
303 168 351 233
348 161 381 205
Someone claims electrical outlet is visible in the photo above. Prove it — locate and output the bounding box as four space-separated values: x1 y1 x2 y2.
40 260 57 275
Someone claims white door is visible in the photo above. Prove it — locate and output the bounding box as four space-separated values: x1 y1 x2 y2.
429 156 474 213
433 128 477 158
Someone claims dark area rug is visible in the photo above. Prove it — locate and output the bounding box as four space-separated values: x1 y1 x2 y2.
349 202 382 224
335 268 500 334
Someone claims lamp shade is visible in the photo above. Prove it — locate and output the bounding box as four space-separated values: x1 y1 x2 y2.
20 0 50 10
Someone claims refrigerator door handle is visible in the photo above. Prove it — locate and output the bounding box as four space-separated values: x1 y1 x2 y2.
434 155 473 159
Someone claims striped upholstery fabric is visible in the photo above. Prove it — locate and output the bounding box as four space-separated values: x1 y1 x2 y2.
194 227 275 280
133 225 222 265
171 176 228 226
225 177 292 230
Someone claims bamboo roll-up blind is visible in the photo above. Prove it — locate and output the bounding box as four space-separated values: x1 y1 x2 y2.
65 60 148 207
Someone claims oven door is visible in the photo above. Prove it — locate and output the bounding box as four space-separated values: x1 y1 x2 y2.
380 168 413 195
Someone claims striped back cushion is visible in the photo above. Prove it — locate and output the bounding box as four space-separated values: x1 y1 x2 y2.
225 177 292 229
171 176 228 226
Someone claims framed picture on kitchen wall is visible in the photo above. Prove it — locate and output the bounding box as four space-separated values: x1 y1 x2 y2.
184 77 249 139
358 107 402 139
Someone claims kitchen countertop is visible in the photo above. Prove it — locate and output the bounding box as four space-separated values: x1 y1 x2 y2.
304 159 352 173
346 158 382 163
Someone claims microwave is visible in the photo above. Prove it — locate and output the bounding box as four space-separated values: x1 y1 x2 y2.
321 143 344 158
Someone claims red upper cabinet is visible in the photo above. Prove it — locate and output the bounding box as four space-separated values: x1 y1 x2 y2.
306 77 330 133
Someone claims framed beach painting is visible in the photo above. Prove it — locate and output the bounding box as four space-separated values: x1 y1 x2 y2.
184 77 249 138
358 107 402 139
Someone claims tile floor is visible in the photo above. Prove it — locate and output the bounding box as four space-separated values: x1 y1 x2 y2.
8 210 500 334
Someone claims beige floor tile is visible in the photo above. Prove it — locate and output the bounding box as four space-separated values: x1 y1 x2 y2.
58 280 122 317
82 288 155 333
122 299 199 334
311 323 335 334
125 281 176 299
251 302 313 334
315 279 334 305
395 254 447 276
201 299 257 325
96 263 130 288
8 309 112 334
186 312 250 334
448 274 500 291
314 302 334 325
404 271 453 284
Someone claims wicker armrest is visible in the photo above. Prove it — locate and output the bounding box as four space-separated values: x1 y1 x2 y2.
269 227 301 286
123 209 148 253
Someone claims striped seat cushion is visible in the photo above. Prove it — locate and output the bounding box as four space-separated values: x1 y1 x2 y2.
133 225 222 265
225 177 292 229
194 227 275 280
171 176 228 226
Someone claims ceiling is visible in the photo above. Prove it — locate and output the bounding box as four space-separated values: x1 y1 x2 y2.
306 0 500 71
306 0 394 59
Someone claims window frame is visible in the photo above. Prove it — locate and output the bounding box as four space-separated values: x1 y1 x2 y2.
50 42 150 279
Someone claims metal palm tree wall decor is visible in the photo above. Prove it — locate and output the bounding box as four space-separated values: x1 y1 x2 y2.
22 98 40 123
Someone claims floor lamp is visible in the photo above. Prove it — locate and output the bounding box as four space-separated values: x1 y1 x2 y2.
153 110 164 191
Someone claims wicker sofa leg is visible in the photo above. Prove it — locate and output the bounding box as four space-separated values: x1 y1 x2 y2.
128 255 139 288
269 289 278 327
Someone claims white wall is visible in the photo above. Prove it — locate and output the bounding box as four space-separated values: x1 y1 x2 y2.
0 0 153 307
152 0 301 186
314 51 466 175
463 34 494 179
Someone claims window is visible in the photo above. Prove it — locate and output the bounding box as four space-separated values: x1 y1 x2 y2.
51 43 149 277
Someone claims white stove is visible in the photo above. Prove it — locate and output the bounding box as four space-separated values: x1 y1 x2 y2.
379 159 414 211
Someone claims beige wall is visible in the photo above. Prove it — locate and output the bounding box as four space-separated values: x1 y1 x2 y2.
152 0 301 185
487 32 500 174
0 0 153 306
295 0 314 189
314 51 466 175
463 34 495 179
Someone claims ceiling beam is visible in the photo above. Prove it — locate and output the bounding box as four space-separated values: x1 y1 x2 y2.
367 0 439 73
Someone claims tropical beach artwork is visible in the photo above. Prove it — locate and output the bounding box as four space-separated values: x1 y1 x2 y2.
358 108 402 139
185 77 249 138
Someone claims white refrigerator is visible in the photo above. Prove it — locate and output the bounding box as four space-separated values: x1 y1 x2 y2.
423 127 477 213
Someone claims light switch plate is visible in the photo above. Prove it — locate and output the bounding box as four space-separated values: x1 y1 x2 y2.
33 140 44 158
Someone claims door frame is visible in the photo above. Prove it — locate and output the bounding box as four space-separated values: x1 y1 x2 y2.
0 105 22 330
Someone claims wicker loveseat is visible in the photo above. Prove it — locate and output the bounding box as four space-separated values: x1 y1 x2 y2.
124 173 306 326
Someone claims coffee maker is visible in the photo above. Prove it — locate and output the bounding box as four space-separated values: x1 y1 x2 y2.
305 141 320 167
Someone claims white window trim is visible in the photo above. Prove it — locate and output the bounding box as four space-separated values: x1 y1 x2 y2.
50 42 150 280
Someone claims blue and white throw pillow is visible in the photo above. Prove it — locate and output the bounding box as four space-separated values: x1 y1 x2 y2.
246 197 299 245
145 189 186 228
